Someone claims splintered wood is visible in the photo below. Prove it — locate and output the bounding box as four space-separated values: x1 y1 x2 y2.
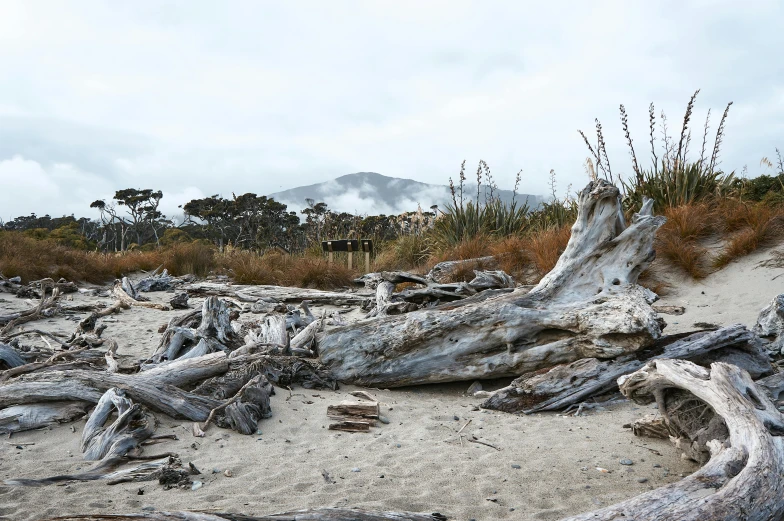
327 400 380 433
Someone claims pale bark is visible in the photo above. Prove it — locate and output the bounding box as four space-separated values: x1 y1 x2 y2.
482 324 772 414
320 181 666 387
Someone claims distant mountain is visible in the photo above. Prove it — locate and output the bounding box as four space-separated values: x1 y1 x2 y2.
268 172 545 216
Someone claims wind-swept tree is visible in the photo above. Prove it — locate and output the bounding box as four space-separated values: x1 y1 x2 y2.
113 188 164 247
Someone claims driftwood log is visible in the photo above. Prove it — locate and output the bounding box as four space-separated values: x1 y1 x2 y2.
482 324 773 413
0 401 90 435
320 181 666 386
114 279 170 311
184 282 374 306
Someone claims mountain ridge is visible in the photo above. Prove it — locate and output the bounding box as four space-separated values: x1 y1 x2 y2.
269 172 544 216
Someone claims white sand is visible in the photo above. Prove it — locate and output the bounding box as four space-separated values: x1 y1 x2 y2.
655 247 784 335
0 248 782 520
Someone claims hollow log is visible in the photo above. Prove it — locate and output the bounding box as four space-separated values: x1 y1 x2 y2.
558 359 784 520
320 181 665 387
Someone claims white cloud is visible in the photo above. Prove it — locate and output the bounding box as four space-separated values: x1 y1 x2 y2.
0 1 781 218
0 155 112 220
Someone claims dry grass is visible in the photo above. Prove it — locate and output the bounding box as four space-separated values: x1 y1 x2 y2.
656 235 711 279
713 203 784 268
652 204 714 279
372 235 431 273
525 225 572 278
4 196 782 291
489 236 530 281
0 232 356 290
220 250 356 289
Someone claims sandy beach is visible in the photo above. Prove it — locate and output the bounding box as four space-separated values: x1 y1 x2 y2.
1 246 783 521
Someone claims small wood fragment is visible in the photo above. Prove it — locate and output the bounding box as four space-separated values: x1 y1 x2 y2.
327 401 380 420
328 420 371 432
348 391 377 402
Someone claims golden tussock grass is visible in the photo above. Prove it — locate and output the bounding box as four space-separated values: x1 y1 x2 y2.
525 225 572 278
713 202 784 268
0 231 356 290
220 250 356 289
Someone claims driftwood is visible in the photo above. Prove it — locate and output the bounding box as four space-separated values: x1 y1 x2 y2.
557 359 784 520
754 293 784 353
0 342 26 368
0 353 229 420
629 414 670 439
113 279 170 311
4 453 190 487
205 354 337 392
482 324 772 414
360 270 517 314
135 268 185 292
38 509 447 520
151 297 242 362
327 401 379 420
184 282 373 306
328 420 371 432
0 279 62 334
427 256 499 282
170 292 190 309
81 388 155 461
0 401 89 435
320 181 666 387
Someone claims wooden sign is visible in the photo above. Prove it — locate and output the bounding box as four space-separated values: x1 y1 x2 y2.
321 240 360 253
322 239 373 272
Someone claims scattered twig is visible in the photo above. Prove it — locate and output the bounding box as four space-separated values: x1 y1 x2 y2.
467 437 501 451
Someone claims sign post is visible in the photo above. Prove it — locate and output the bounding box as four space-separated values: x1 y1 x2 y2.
322 239 373 272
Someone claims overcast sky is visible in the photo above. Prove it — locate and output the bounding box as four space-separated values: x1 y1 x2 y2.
0 0 782 222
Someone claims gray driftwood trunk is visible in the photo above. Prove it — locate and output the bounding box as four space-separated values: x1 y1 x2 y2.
319 180 666 386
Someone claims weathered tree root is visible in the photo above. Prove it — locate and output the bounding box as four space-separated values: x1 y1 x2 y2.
151 297 241 363
560 359 784 520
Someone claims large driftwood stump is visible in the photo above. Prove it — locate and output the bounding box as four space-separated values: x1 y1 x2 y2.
559 359 784 520
319 181 666 386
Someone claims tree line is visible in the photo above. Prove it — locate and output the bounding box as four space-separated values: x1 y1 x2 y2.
1 188 436 253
